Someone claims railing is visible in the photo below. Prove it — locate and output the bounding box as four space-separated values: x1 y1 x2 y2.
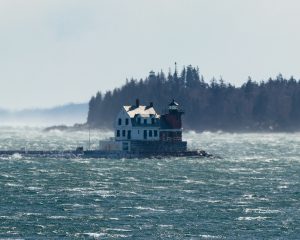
160 108 184 115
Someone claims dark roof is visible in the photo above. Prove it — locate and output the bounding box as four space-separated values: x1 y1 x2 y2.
169 99 179 106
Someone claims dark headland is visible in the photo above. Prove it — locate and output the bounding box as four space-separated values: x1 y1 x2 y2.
47 65 300 132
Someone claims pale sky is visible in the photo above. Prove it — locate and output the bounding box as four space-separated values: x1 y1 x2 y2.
0 0 300 109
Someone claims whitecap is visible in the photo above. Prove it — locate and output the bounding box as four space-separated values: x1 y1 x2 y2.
173 209 184 213
93 190 115 198
123 176 139 182
23 212 42 216
151 186 167 189
184 179 205 184
200 234 223 239
237 216 269 221
10 153 22 159
244 208 281 214
0 173 14 178
83 232 106 238
5 183 23 187
110 234 129 238
158 224 173 229
106 228 131 232
134 206 166 212
27 186 42 191
47 215 68 219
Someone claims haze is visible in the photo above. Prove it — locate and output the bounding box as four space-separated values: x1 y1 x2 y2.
0 0 300 109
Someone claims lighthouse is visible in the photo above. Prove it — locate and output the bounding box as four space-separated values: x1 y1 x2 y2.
100 99 187 153
159 99 184 142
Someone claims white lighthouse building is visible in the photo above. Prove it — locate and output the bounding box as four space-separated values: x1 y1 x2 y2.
114 99 160 141
99 99 187 153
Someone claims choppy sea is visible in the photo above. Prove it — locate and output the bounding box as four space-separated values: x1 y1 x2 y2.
0 127 299 239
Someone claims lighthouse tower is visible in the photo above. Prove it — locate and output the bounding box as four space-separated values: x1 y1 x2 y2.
159 99 184 141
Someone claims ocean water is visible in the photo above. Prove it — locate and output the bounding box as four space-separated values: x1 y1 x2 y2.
0 127 300 239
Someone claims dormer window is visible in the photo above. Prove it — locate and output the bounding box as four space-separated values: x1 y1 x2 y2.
118 118 122 125
151 118 155 124
137 118 141 124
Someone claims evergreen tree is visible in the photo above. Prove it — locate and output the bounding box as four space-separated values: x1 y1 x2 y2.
86 65 300 131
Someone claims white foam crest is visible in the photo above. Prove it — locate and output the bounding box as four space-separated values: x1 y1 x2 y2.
158 224 173 229
0 173 14 178
106 228 132 232
5 183 23 187
27 186 42 191
22 212 42 216
123 176 140 182
134 206 166 212
199 234 223 239
237 216 269 221
10 153 22 160
47 215 68 219
244 208 281 214
184 179 206 184
83 232 106 238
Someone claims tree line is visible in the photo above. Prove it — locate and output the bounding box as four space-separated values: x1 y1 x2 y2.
87 65 300 131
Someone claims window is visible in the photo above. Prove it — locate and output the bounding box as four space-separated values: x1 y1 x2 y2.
144 119 147 124
127 130 131 140
149 130 152 137
137 118 141 124
117 130 120 137
125 118 129 125
151 118 155 124
118 118 122 125
154 130 158 137
138 130 140 134
122 130 126 137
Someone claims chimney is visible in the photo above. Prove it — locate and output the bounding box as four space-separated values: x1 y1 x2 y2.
136 99 140 107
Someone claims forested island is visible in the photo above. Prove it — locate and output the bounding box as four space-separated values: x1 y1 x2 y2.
87 65 300 132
